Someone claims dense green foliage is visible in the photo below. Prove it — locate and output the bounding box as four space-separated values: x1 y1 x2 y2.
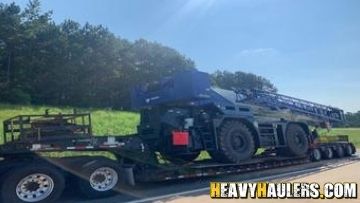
0 1 195 108
212 70 277 92
344 111 360 127
0 1 278 110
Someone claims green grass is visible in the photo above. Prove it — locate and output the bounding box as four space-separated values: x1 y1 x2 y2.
319 128 360 148
0 103 139 142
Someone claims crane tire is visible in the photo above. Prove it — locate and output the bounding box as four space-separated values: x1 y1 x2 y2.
285 124 309 157
214 120 255 163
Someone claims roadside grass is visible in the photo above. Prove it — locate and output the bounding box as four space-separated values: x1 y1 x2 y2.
319 128 360 148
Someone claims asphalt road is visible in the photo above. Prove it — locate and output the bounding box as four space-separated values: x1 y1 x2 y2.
59 154 360 203
168 158 360 203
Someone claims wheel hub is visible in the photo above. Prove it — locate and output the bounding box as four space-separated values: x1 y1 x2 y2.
24 182 40 192
231 134 246 151
16 173 54 202
89 167 118 192
93 174 106 183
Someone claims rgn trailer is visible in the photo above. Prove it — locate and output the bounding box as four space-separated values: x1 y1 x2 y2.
0 70 356 203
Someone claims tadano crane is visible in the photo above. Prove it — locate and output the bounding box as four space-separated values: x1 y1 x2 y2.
132 70 347 163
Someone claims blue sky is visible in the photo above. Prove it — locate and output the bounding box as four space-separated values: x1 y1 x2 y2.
6 0 360 112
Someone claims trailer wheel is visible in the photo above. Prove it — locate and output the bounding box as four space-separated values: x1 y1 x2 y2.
215 121 255 163
344 144 353 156
285 124 309 156
311 148 322 161
0 164 65 203
334 146 345 158
322 147 334 159
350 143 356 154
76 159 120 198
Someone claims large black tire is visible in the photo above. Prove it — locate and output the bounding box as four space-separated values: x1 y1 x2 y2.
76 159 121 199
211 121 255 163
322 147 334 159
0 164 65 203
285 124 309 156
344 144 354 156
350 143 356 154
161 151 200 164
334 146 345 158
311 148 322 161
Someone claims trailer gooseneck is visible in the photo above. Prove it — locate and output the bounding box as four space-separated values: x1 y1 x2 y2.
0 70 357 203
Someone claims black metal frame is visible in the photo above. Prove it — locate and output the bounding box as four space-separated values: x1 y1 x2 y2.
3 112 92 143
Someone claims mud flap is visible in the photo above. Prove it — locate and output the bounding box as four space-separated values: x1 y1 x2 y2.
119 166 135 186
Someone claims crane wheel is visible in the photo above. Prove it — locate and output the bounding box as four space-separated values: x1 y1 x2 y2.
285 124 309 157
213 120 255 163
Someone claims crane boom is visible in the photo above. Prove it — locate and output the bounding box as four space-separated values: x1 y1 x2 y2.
237 89 345 123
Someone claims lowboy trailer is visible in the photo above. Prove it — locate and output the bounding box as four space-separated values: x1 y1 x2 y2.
0 70 357 203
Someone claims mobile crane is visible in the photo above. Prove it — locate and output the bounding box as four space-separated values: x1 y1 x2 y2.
132 70 348 163
0 70 356 203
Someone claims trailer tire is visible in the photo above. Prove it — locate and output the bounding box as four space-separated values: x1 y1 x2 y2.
334 146 345 158
311 148 322 161
0 164 65 203
285 124 309 156
344 144 353 156
76 159 121 199
215 121 255 163
350 143 356 154
322 147 334 159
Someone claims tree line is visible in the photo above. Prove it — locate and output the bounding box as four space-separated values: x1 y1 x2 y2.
343 112 360 127
0 0 276 110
